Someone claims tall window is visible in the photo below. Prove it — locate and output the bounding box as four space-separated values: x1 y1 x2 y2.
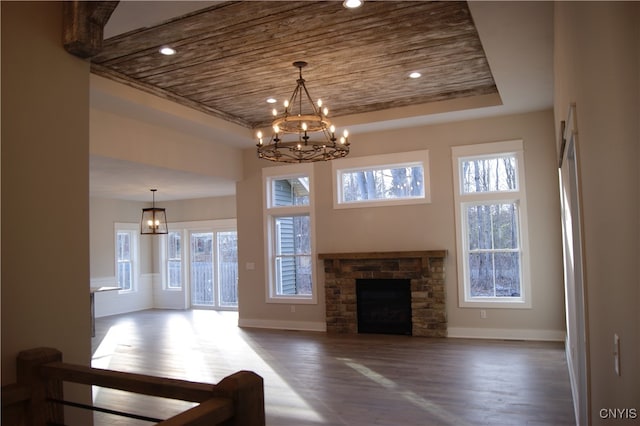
115 224 138 292
166 231 182 290
263 164 315 303
452 141 531 308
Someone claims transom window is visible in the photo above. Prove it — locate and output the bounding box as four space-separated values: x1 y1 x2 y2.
263 164 316 303
333 150 431 208
452 141 531 308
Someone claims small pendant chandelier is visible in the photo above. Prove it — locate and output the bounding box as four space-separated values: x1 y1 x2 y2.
256 61 350 163
141 189 168 235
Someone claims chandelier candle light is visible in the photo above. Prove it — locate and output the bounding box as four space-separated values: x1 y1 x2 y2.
256 61 350 163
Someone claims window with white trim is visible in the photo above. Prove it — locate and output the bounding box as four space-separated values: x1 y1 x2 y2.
333 150 431 208
263 164 316 303
166 230 183 290
115 223 139 292
452 141 531 308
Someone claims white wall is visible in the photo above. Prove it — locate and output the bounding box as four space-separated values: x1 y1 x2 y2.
1 2 92 419
90 106 243 184
237 109 566 340
554 2 640 422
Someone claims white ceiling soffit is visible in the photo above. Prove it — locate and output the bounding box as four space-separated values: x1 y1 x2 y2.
90 155 236 202
103 1 221 39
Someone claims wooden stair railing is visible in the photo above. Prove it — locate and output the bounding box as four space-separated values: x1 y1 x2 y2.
2 347 265 426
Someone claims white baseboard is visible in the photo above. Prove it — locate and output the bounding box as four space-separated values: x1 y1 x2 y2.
238 318 326 332
447 327 565 341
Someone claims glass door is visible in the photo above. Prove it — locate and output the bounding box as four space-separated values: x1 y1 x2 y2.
189 230 238 309
190 232 214 307
217 231 238 308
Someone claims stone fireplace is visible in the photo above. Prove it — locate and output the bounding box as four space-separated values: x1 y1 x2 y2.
319 251 447 337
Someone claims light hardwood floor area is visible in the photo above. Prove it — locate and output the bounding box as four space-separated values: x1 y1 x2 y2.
90 310 575 426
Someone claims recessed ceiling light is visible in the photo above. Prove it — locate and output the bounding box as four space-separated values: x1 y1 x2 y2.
409 71 422 79
266 98 277 104
343 0 363 9
159 46 176 56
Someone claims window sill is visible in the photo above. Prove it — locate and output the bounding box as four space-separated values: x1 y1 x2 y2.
334 196 430 210
459 298 531 309
267 296 316 305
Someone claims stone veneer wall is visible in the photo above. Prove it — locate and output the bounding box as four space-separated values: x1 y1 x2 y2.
319 251 447 337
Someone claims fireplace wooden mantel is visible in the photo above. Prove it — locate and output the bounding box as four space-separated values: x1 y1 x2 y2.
319 250 447 337
318 250 447 261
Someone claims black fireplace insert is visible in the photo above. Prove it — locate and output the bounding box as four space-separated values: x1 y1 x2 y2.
356 278 412 335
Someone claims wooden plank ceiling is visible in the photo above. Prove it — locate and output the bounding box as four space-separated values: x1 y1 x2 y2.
92 1 496 129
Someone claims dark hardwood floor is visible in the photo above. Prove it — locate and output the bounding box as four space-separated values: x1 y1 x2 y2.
89 310 575 426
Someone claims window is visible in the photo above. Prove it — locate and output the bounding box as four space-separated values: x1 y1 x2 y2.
263 164 316 303
115 224 138 292
166 231 182 290
452 141 531 308
333 150 431 208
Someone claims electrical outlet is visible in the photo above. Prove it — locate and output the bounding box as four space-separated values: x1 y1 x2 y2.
614 334 621 376
480 309 487 319
290 305 296 313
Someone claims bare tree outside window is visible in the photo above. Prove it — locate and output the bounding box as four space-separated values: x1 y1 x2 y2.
466 203 521 297
342 165 424 202
459 153 524 300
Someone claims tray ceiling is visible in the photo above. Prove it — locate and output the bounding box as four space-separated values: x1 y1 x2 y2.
91 1 497 130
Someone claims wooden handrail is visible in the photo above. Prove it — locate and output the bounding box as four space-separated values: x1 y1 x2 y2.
2 347 265 426
41 362 218 402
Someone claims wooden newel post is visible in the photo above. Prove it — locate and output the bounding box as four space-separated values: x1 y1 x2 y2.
16 348 64 426
213 371 265 426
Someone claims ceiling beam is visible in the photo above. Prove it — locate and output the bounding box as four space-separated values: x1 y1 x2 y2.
63 1 119 59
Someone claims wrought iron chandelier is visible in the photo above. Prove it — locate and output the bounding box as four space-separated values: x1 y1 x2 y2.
256 61 350 163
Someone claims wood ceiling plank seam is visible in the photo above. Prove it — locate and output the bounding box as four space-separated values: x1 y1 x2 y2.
206 68 496 125
94 2 339 65
195 75 496 125
94 2 309 60
318 85 498 113
246 85 497 126
144 29 485 99
99 0 421 59
100 7 434 82
184 37 491 108
249 85 499 127
129 8 480 90
95 1 451 75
